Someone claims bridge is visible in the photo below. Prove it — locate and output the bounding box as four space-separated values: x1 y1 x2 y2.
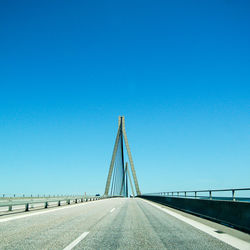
0 117 250 250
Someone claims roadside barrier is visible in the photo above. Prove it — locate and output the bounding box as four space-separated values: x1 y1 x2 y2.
139 193 250 233
0 196 108 215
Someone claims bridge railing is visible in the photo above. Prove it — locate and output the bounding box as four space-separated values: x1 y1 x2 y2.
0 194 84 198
140 188 250 232
0 195 106 214
143 188 250 202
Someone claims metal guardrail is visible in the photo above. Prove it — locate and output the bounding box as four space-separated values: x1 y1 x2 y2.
144 188 250 202
0 196 105 213
0 194 84 198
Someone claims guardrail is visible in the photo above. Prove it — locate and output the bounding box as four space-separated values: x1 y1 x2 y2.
0 194 84 198
140 188 250 233
0 196 105 214
144 188 250 202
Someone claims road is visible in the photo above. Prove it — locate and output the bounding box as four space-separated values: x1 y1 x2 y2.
0 198 249 250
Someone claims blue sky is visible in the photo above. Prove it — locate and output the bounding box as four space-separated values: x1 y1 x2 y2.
0 1 249 195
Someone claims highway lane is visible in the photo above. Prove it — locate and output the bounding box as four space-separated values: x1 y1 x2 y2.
0 198 249 249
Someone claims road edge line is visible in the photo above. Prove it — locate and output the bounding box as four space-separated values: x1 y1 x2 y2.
0 199 106 223
141 198 250 250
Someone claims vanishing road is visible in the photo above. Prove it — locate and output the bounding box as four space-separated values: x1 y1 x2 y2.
0 198 250 249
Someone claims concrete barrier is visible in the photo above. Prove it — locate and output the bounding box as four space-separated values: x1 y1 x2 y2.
140 195 250 233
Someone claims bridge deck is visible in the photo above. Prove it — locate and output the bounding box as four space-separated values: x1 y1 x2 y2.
0 198 249 249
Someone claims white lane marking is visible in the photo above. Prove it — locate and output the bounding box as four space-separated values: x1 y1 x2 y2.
0 199 106 223
63 232 89 250
141 199 250 250
110 208 116 213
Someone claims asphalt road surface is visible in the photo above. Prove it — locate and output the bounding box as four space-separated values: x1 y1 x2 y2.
0 198 249 250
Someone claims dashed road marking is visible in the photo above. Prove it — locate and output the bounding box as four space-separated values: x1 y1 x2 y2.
110 208 116 213
63 232 89 250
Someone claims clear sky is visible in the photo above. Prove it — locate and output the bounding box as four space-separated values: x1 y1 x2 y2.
0 1 249 196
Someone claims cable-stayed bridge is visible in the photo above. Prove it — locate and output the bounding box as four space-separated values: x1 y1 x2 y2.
104 116 140 197
0 117 250 250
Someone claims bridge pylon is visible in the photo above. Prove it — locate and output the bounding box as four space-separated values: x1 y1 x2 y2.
104 116 141 196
